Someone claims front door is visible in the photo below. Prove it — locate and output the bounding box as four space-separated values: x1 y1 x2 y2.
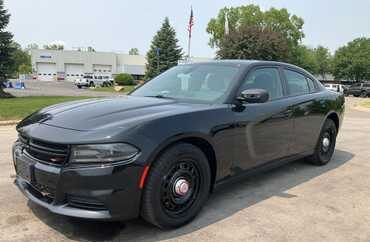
232 67 294 171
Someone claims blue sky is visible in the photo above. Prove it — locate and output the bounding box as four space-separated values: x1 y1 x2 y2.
4 0 370 57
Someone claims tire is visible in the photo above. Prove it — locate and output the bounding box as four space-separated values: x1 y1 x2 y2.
141 143 211 229
361 91 367 98
306 119 337 166
89 82 95 88
77 85 82 89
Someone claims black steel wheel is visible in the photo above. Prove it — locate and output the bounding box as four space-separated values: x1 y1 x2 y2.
160 160 201 216
141 143 211 229
306 119 337 166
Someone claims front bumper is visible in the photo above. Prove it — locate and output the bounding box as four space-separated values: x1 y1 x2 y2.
14 151 144 221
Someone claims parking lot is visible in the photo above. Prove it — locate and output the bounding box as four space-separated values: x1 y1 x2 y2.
4 80 122 97
0 97 369 242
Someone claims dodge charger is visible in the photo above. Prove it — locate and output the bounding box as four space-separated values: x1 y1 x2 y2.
13 60 345 228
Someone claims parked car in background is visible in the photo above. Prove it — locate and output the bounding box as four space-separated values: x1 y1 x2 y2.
13 60 345 229
324 83 345 93
74 75 112 88
344 83 370 97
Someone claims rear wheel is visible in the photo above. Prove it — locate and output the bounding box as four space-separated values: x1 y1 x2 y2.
141 143 211 229
77 85 82 89
89 82 95 88
306 119 337 166
361 91 367 98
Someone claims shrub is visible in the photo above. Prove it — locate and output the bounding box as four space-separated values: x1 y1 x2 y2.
114 73 135 86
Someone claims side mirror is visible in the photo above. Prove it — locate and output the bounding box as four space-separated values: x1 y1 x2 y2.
237 89 269 103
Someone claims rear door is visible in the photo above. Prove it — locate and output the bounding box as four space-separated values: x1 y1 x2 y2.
232 66 294 170
282 68 323 154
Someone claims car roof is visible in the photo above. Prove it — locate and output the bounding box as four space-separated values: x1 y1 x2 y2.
189 59 303 69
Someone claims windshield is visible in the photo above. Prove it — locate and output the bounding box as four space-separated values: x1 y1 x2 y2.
131 64 240 103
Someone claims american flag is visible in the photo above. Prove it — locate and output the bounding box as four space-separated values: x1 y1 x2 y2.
187 7 194 38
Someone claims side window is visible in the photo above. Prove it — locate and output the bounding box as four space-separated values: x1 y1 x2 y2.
240 68 283 100
306 77 316 91
284 69 310 96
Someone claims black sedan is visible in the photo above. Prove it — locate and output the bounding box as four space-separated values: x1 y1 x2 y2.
13 60 345 228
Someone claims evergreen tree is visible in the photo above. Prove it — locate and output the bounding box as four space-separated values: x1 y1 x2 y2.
145 17 182 80
0 0 14 97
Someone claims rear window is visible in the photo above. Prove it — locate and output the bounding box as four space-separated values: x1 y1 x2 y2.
284 69 310 95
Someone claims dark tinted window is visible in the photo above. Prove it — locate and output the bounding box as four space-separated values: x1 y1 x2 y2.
284 69 310 95
240 68 283 100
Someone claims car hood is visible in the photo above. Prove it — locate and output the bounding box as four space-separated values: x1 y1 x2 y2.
17 96 204 131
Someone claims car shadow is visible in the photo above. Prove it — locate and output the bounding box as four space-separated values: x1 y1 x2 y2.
29 149 353 242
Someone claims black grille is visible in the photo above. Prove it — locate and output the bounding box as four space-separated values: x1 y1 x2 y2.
19 134 69 166
67 195 106 211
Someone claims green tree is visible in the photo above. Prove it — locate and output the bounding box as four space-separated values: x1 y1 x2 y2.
9 42 32 76
313 46 332 80
43 43 64 50
332 38 370 82
217 25 289 61
114 73 134 86
129 48 139 55
207 5 304 55
0 0 15 97
18 63 32 74
25 43 39 51
145 17 182 80
291 45 318 74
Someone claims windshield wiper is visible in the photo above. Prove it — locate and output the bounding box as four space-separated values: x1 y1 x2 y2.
144 95 174 99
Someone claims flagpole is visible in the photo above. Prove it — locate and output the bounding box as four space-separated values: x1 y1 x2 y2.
187 6 193 62
188 33 191 60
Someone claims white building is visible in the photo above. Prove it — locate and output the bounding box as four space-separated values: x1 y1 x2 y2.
31 49 147 81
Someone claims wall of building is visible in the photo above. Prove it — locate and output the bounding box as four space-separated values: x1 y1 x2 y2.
31 49 146 81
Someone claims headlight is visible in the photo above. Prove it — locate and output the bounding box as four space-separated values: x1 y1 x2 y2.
70 143 139 163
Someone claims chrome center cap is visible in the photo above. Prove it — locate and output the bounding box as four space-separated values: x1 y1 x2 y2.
174 179 190 196
322 137 330 147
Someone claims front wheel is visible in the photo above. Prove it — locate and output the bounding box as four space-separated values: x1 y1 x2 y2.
141 143 211 229
306 119 337 166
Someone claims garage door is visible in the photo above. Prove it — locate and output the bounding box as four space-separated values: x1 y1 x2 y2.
93 64 112 76
37 63 57 81
65 64 84 82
